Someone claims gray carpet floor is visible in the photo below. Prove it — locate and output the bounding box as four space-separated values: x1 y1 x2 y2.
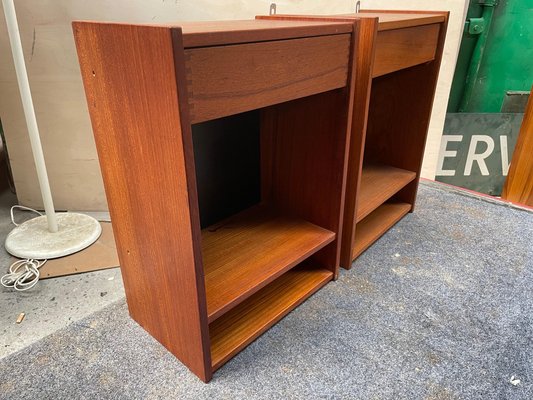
1 182 532 399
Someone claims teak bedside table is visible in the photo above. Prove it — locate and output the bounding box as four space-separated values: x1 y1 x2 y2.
259 11 448 268
73 19 359 382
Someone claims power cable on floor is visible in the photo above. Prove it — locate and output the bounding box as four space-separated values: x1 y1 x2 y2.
1 206 47 291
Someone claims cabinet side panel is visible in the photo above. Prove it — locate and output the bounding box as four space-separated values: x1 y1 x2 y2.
73 22 211 382
340 18 378 269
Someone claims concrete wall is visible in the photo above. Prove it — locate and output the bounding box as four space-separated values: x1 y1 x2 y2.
0 0 468 211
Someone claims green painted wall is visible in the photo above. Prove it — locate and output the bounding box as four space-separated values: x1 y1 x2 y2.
448 0 533 112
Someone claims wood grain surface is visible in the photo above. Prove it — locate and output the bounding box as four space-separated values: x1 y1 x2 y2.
261 88 352 276
180 19 353 48
209 263 333 371
364 15 448 209
502 86 533 206
257 12 444 31
185 34 350 123
340 18 378 269
346 12 445 31
202 206 335 322
352 202 411 259
372 24 439 77
356 164 416 222
73 22 212 382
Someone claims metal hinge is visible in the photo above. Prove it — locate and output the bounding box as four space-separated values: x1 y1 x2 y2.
467 17 486 35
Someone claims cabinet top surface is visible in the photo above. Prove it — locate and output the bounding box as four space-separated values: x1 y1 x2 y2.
73 19 354 48
180 19 353 47
257 11 446 31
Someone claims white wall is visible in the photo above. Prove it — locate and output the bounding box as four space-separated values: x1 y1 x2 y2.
0 0 467 210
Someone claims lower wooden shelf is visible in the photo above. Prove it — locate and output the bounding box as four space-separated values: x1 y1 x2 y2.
202 206 335 322
356 164 416 222
209 263 333 371
352 202 411 259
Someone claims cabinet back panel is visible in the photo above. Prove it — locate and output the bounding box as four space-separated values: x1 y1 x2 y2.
192 111 260 228
261 89 350 270
185 34 351 124
365 64 436 171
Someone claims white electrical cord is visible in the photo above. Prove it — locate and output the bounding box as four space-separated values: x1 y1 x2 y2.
1 206 47 291
10 204 42 225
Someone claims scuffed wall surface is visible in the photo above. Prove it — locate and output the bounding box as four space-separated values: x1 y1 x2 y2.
0 0 466 210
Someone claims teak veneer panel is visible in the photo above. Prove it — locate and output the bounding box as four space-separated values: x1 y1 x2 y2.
73 22 212 381
257 14 441 79
339 18 378 270
257 12 445 31
180 19 353 47
346 12 445 31
202 206 335 322
356 164 416 222
185 34 351 124
372 24 439 77
502 86 533 206
352 202 411 259
209 264 333 370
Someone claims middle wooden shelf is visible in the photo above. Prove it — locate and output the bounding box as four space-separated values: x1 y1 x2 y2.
202 205 335 322
356 163 416 222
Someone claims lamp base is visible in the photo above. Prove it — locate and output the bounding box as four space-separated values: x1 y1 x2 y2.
5 213 102 259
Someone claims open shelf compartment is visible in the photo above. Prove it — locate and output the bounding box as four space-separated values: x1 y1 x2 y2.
356 164 416 222
202 205 335 322
209 262 332 370
352 202 411 259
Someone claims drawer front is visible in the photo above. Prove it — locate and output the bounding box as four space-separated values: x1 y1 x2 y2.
185 34 351 124
373 24 440 77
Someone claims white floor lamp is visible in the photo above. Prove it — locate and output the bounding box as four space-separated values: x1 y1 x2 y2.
2 0 101 261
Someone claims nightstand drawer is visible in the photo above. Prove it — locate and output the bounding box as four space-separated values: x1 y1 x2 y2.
373 23 440 77
185 34 351 123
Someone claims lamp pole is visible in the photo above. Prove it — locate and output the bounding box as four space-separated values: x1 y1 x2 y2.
3 0 58 232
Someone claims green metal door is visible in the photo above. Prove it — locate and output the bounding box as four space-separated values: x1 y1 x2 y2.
448 0 533 113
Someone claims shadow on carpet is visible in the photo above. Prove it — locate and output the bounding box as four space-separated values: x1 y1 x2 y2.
1 183 532 400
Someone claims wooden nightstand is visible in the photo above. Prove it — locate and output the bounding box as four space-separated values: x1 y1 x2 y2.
73 19 359 382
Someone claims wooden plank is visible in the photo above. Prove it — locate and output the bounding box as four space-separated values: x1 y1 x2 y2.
180 19 353 48
340 18 378 270
185 34 351 124
256 12 445 31
352 203 411 259
356 164 416 222
372 24 440 77
502 85 533 206
209 264 333 371
351 12 444 31
73 22 212 382
202 206 335 322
